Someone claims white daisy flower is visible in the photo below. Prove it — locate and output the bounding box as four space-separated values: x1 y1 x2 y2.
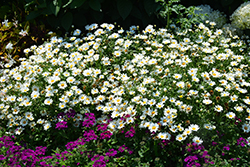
31 91 40 99
243 98 250 105
193 136 203 145
214 105 223 112
203 99 212 105
176 134 185 142
189 124 199 131
66 76 75 83
148 123 159 133
20 118 28 127
226 112 236 119
59 102 66 109
44 98 53 105
44 122 51 130
58 81 67 89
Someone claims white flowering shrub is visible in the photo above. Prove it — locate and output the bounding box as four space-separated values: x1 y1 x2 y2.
222 23 244 37
195 4 227 29
230 1 250 30
0 22 250 153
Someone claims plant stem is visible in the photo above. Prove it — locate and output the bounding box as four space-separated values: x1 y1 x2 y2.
154 140 158 157
167 3 170 29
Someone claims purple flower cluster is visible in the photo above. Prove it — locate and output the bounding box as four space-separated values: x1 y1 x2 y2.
0 112 136 167
0 136 50 167
65 138 86 151
83 129 98 142
55 121 68 130
118 144 133 154
184 143 214 167
125 126 135 138
105 149 117 157
100 131 112 140
57 109 76 119
91 155 108 167
237 137 248 147
82 113 96 128
97 123 108 131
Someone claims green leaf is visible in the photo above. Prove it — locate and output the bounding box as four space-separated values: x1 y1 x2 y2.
52 0 62 16
117 0 133 20
221 0 234 6
38 1 47 8
89 0 101 11
61 12 73 31
63 0 73 8
26 11 41 20
131 6 142 19
73 13 87 27
144 0 158 16
91 10 103 22
69 0 86 8
24 1 36 10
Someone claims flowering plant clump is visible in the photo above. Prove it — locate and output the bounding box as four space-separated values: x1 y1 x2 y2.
195 5 227 29
222 23 244 38
0 21 250 166
230 1 250 30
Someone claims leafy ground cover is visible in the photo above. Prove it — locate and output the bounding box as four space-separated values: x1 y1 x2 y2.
0 21 250 166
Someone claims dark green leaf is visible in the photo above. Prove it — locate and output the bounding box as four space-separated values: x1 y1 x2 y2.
69 0 86 9
89 0 101 11
131 6 142 19
117 0 133 20
0 5 11 19
221 0 234 6
38 1 47 8
24 1 36 10
73 13 87 27
49 2 56 16
63 0 73 8
91 10 103 22
144 0 158 16
51 0 62 16
61 12 73 31
26 11 41 20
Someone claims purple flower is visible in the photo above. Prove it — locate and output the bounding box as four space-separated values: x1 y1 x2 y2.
92 155 107 167
237 137 248 147
66 109 76 118
83 130 98 142
223 145 230 151
0 155 5 160
184 155 198 162
118 145 126 153
55 121 68 130
97 124 108 131
105 149 117 157
93 160 106 167
100 131 112 140
82 113 96 128
35 146 47 156
125 126 135 138
91 155 100 161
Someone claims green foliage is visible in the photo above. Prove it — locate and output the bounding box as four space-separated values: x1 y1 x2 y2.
180 0 247 16
156 0 204 29
22 0 166 31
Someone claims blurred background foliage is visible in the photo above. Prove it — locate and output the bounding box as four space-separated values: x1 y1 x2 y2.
1 0 249 32
0 0 249 69
181 0 249 19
